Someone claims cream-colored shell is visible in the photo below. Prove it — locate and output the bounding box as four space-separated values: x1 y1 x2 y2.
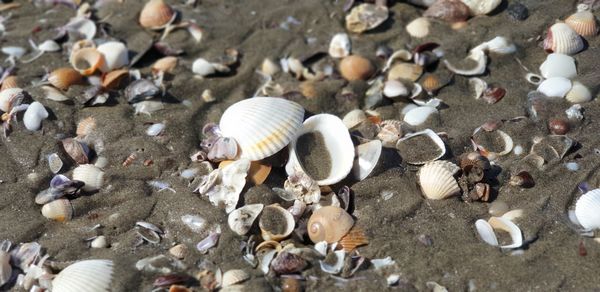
0 87 23 112
342 109 366 129
328 33 351 58
72 164 105 191
406 17 430 38
418 160 461 200
544 23 584 55
565 81 592 103
52 260 113 292
219 97 305 161
352 140 382 181
575 189 600 230
228 204 264 236
41 199 73 222
307 206 354 243
259 204 295 241
96 41 129 72
222 269 250 288
169 244 188 259
565 9 597 36
460 0 501 15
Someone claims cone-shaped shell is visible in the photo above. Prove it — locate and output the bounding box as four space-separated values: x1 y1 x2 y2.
222 269 250 288
72 164 105 192
139 0 175 29
52 260 114 292
543 23 584 55
219 97 304 161
565 9 597 37
48 68 82 91
259 204 295 241
228 204 264 236
41 199 73 222
575 189 600 230
70 48 105 76
418 160 461 200
308 206 354 243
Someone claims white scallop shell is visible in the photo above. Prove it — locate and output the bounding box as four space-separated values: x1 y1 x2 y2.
352 139 382 181
544 23 584 55
41 199 73 221
288 114 354 185
403 106 438 126
342 109 367 129
539 53 576 79
0 88 23 112
97 41 129 72
406 17 430 38
72 164 105 191
565 81 592 103
418 160 460 200
222 269 250 287
537 77 572 98
460 0 501 15
220 97 304 161
328 33 351 59
565 8 597 37
23 101 49 131
575 189 600 230
228 204 264 236
52 259 114 292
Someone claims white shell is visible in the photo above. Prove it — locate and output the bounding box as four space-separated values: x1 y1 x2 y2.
97 41 129 72
382 50 412 72
418 160 460 200
41 199 73 221
204 159 250 213
65 17 97 40
406 17 430 38
328 33 351 58
220 97 305 161
475 219 498 246
469 77 487 99
52 260 113 292
473 36 516 54
42 85 69 101
38 40 60 52
146 123 165 136
443 48 487 76
539 53 576 79
403 106 438 126
401 103 418 115
397 129 446 165
544 23 584 55
383 79 409 98
222 269 250 287
90 236 108 248
72 164 105 191
565 81 592 103
352 140 382 181
0 88 24 112
228 204 264 236
23 101 49 131
575 189 600 230
537 77 572 98
260 58 280 76
460 0 501 15
192 58 216 76
476 217 523 249
342 109 366 129
288 114 354 185
1 47 25 58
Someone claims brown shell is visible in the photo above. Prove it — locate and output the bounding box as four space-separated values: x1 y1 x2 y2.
388 63 423 82
270 251 307 275
70 48 104 76
60 138 89 164
139 0 175 29
424 0 470 23
48 68 82 91
338 226 369 252
307 206 354 243
548 118 570 135
169 244 188 259
151 56 178 75
102 69 129 90
339 55 374 81
509 171 534 188
1 76 19 90
421 74 441 95
76 117 97 138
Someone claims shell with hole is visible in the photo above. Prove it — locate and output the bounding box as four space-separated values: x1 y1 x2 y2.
565 5 597 36
222 269 250 288
543 22 584 55
97 41 129 72
139 0 175 29
48 68 82 91
259 204 295 241
396 129 446 165
307 205 354 243
72 164 105 192
23 101 49 131
328 33 351 58
352 140 382 181
575 188 600 230
219 97 304 161
70 47 105 76
287 114 355 185
41 199 74 222
418 160 461 200
52 260 114 292
228 204 264 236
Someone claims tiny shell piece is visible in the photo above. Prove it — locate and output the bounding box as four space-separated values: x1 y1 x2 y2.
328 33 351 58
460 0 502 15
90 236 108 248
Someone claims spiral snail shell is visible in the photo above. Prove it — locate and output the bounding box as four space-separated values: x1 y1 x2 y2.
307 206 354 243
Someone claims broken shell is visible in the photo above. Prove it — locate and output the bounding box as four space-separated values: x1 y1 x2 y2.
543 22 584 55
459 152 490 170
60 138 90 164
403 106 438 126
1 75 19 90
220 160 271 185
387 63 423 82
472 127 514 157
460 0 501 15
352 140 383 181
102 69 130 90
125 79 160 103
406 17 430 38
319 250 345 274
97 41 129 72
537 77 572 98
508 171 535 188
307 206 354 243
169 244 188 259
76 117 96 138
444 48 487 76
397 129 446 165
424 0 470 22
328 33 351 58
565 7 597 36
565 81 592 103
469 77 487 99
70 47 105 76
338 227 369 252
52 260 114 292
475 217 523 249
139 0 175 29
260 58 280 76
23 101 49 131
575 189 600 230
48 153 64 174
222 269 250 288
152 56 178 74
228 204 264 236
418 160 461 200
342 109 367 129
219 97 304 161
382 50 413 72
48 68 82 91
473 36 516 54
72 164 105 192
377 120 404 147
421 74 442 95
345 3 389 34
192 58 229 77
41 199 74 222
339 55 374 81
259 204 295 241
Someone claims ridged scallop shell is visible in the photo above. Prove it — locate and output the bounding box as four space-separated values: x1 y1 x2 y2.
259 204 295 241
72 164 105 192
543 23 584 55
41 199 74 222
52 260 114 292
565 81 592 103
222 269 250 287
421 74 442 94
1 75 18 90
97 41 129 72
565 9 597 37
70 47 105 76
575 189 600 230
139 0 175 29
307 206 354 243
76 117 96 137
228 204 263 236
406 17 430 38
219 97 305 161
48 68 82 91
418 160 461 200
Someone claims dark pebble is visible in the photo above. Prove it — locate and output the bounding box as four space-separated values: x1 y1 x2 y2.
507 2 529 21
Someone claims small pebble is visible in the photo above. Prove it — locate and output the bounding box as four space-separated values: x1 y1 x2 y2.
488 201 509 216
507 2 528 21
387 274 400 286
513 145 523 155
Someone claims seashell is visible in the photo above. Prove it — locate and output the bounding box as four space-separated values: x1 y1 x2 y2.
0 87 23 112
97 41 129 72
418 160 460 200
152 56 178 74
192 58 229 77
259 204 295 241
476 217 523 249
488 201 509 217
565 81 592 103
76 116 96 137
345 3 389 33
48 67 82 91
169 244 188 259
52 260 113 292
403 106 438 126
60 138 90 164
220 160 271 185
537 77 572 98
338 227 369 252
377 120 404 147
473 36 516 54
539 53 576 79
444 48 487 76
421 74 442 95
90 235 108 248
328 33 351 58
72 39 96 55
72 164 105 192
42 85 69 102
1 75 19 90
260 58 280 76
38 39 60 52
469 77 487 99
219 97 304 161
339 55 374 81
23 101 49 131
471 127 513 158
387 63 423 82
525 73 543 85
575 189 600 230
565 7 597 36
271 251 307 275
352 140 382 181
222 269 250 287
70 47 105 76
102 69 129 90
48 153 64 174
1 46 25 59
383 79 409 98
65 17 96 40
307 205 354 243
228 204 263 236
139 0 175 29
397 129 446 165
460 0 501 16
382 50 413 72
319 250 345 274
0 249 10 287
287 114 355 185
543 23 584 55
342 109 367 129
459 151 490 171
548 118 570 135
41 199 74 222
424 0 470 23
481 86 506 104
146 122 165 136
508 171 535 188
125 79 160 103
507 2 528 21
406 17 430 38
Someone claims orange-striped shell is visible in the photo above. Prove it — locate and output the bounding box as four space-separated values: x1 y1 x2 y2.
48 68 83 91
1 76 18 90
338 226 369 252
565 10 597 36
70 48 105 76
102 69 129 90
76 116 96 138
139 0 175 29
421 74 441 94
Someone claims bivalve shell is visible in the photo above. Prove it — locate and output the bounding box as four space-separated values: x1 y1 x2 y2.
565 81 592 103
345 3 389 33
152 56 178 74
406 17 430 38
352 140 382 181
460 0 502 15
23 101 49 131
396 129 446 164
383 79 409 98
565 8 597 37
339 55 374 81
52 260 114 292
70 47 105 76
0 87 23 112
575 189 600 230
222 269 250 288
72 164 105 192
1 75 19 90
259 204 295 241
228 204 264 236
387 63 423 82
48 68 82 91
219 97 305 161
537 77 572 98
342 109 367 129
543 23 584 55
76 117 96 137
424 0 470 22
60 138 90 164
41 199 74 222
97 41 129 72
328 33 351 58
307 206 354 243
539 53 576 79
418 160 461 200
102 69 129 90
139 0 175 29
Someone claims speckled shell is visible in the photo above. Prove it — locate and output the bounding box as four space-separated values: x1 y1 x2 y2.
565 9 597 36
139 0 175 29
72 164 105 192
70 47 105 76
575 189 600 230
41 199 73 222
307 206 354 243
418 160 461 200
219 97 305 161
48 68 82 91
52 260 113 292
543 23 584 55
424 0 470 23
222 269 250 288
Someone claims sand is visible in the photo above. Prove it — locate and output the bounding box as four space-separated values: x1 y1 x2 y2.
0 0 600 291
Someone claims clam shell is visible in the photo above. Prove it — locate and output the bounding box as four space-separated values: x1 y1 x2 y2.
38 39 60 52
61 138 90 164
383 79 409 98
473 36 516 55
260 58 280 76
443 48 487 76
222 269 250 288
387 63 423 82
352 140 382 181
1 75 19 90
102 69 129 90
76 116 96 137
418 160 460 200
259 204 295 241
41 199 74 222
460 0 501 15
169 244 188 259
97 41 129 72
339 55 374 81
70 47 105 76
0 88 24 112
48 68 82 90
575 189 600 230
23 101 49 131
228 204 264 236
72 164 105 191
308 206 354 243
219 97 304 161
139 0 175 29
421 74 442 95
152 56 178 74
406 17 430 38
565 81 592 103
328 33 351 58
403 106 438 126
537 77 572 98
52 260 113 292
539 53 576 79
342 109 367 129
396 129 446 165
543 23 584 55
90 236 108 248
345 3 389 33
220 160 271 185
424 0 470 22
565 9 597 36
42 85 69 102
